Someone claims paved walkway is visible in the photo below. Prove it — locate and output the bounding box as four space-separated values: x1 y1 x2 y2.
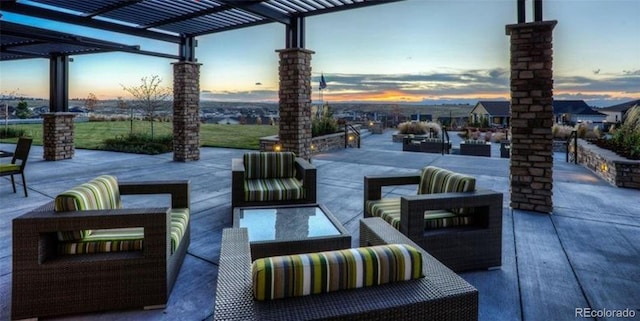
1 130 638 321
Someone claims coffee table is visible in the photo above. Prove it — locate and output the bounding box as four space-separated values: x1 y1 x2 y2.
232 203 351 259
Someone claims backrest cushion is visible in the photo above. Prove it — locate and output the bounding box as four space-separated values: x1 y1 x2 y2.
251 244 424 301
54 175 122 241
418 166 452 194
243 152 296 179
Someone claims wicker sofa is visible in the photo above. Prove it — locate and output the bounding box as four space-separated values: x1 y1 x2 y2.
231 151 316 211
214 222 478 321
364 166 503 272
12 175 191 320
402 136 450 154
460 140 491 157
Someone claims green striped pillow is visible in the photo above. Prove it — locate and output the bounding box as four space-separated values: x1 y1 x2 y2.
251 244 424 301
243 152 296 179
54 175 122 241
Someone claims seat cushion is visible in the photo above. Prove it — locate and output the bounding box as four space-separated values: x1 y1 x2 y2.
58 208 190 255
252 244 424 301
243 152 296 179
0 164 20 173
366 198 474 230
54 175 122 241
244 178 304 202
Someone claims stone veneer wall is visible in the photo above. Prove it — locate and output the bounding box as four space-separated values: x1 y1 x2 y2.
42 113 75 161
277 48 314 160
173 62 201 162
577 139 640 189
260 128 360 155
506 21 557 213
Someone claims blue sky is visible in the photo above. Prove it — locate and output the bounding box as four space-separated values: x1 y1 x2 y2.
1 0 639 107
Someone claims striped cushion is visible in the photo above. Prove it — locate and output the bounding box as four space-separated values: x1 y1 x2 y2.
366 198 474 230
58 208 190 255
0 164 20 173
417 166 476 215
252 244 424 301
243 152 296 179
54 175 122 241
244 178 304 202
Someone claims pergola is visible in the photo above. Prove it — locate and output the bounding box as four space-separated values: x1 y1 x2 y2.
0 0 557 213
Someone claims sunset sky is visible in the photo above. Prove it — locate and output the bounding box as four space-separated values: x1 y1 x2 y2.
1 0 639 107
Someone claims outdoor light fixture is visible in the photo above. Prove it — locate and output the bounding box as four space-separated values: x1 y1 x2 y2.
273 144 282 152
600 162 608 172
369 121 374 127
348 135 354 141
310 144 316 150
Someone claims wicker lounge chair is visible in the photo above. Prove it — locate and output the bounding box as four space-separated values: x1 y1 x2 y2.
11 176 191 320
364 166 503 272
214 222 478 321
231 151 316 211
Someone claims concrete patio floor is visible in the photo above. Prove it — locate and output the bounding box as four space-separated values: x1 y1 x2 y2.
1 130 638 321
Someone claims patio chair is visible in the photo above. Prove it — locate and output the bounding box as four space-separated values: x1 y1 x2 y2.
0 136 32 197
364 166 503 272
11 175 191 320
231 151 316 211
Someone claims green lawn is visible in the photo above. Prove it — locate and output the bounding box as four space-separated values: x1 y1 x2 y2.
1 121 278 150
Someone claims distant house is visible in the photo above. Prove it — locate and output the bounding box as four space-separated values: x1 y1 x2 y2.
469 101 510 128
553 100 606 126
598 99 639 124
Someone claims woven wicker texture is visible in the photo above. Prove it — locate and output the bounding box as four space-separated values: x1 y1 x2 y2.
214 226 478 321
11 180 191 320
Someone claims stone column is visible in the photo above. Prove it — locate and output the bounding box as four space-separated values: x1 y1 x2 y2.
276 48 314 160
172 61 201 162
42 113 75 161
506 21 557 213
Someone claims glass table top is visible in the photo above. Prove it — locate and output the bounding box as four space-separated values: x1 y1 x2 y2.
237 206 341 242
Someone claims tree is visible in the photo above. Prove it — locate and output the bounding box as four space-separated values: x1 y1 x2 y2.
84 92 98 112
121 75 171 139
15 99 32 119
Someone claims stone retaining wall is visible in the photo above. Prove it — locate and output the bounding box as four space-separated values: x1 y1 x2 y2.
577 139 640 189
260 130 358 155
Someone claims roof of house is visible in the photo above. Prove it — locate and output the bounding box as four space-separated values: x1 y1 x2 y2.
599 99 640 112
472 101 510 116
552 100 591 114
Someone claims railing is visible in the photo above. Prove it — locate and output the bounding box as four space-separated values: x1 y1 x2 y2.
441 127 450 155
344 124 361 148
566 130 578 164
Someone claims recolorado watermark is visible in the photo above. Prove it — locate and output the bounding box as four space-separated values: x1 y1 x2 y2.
575 307 636 318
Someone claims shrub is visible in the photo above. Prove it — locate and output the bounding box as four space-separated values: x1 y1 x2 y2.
312 106 340 137
101 133 173 155
397 121 426 135
0 127 27 139
484 131 493 142
397 121 441 136
552 124 574 140
608 105 640 158
492 132 507 142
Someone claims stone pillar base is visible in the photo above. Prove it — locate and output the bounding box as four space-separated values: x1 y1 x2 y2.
173 62 201 162
277 48 315 160
506 21 557 213
42 113 75 161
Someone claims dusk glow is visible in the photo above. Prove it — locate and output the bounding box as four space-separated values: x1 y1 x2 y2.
1 0 639 107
